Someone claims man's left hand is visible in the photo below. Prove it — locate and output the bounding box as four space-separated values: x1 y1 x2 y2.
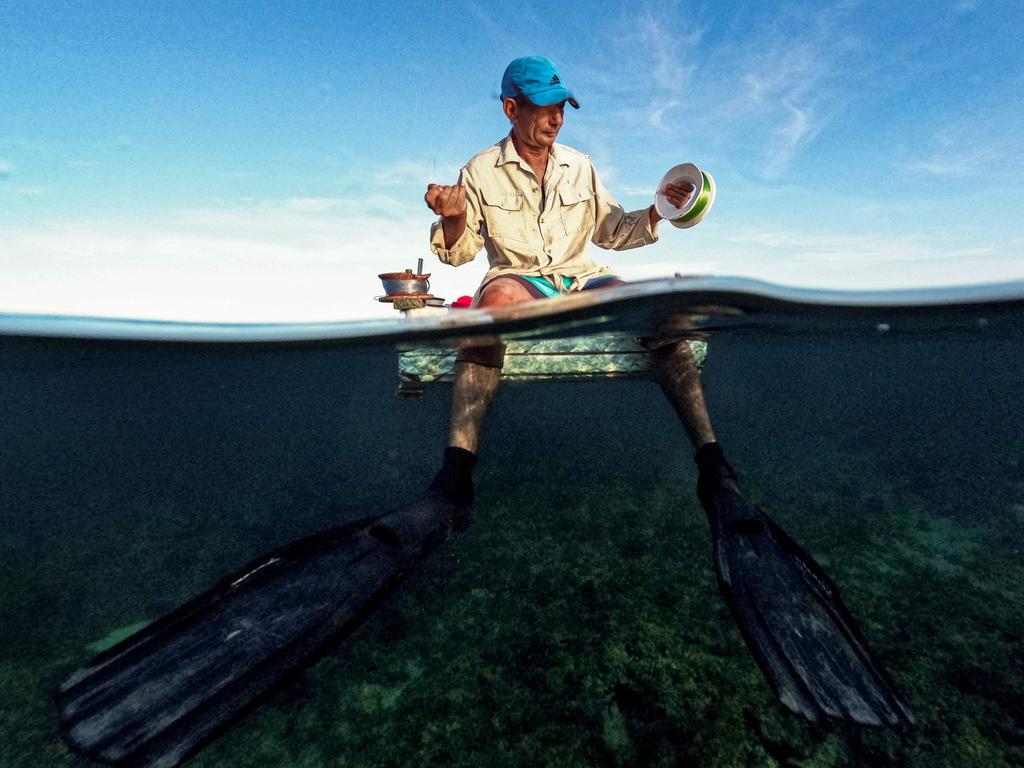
649 182 695 225
662 182 695 209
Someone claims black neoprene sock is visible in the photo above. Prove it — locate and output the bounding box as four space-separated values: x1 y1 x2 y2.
694 442 736 504
428 446 478 506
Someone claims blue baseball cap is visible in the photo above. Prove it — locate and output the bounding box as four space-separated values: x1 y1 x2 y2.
501 56 579 109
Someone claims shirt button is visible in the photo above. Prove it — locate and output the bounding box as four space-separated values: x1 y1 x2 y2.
540 217 545 223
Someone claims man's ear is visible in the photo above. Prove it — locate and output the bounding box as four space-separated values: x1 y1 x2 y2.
502 97 517 123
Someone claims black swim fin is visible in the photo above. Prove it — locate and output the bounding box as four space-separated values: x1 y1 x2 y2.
56 493 466 768
696 447 914 727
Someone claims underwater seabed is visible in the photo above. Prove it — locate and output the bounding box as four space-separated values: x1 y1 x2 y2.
1 285 1023 767
194 342 1022 768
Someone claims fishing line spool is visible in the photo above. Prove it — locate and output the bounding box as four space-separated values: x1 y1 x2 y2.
654 163 717 229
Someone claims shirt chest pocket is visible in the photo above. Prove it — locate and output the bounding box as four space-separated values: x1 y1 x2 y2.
558 187 594 237
480 190 527 242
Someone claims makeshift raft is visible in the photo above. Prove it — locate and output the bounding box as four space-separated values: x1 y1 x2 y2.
377 268 706 398
396 331 707 398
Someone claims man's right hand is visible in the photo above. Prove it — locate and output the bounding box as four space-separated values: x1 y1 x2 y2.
424 184 467 219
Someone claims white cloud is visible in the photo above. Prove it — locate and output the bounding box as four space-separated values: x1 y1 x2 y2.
603 6 703 132
590 2 866 179
284 197 344 213
647 98 681 130
3 198 1019 326
617 259 718 281
0 199 490 322
636 11 702 93
0 158 11 179
374 159 461 187
899 116 1020 180
764 102 814 177
618 184 654 197
0 139 44 152
901 159 973 178
717 7 860 178
710 225 1022 287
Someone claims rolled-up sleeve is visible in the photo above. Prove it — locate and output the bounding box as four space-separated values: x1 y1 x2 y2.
590 165 659 251
430 167 486 266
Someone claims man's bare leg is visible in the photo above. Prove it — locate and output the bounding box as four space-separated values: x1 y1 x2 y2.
448 278 533 450
644 335 742 500
646 339 716 449
447 363 502 454
592 277 717 452
429 278 534 505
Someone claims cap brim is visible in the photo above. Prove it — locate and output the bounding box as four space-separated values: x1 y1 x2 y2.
527 87 579 109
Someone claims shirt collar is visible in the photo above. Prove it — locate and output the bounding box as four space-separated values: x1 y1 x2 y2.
496 133 570 170
550 142 569 167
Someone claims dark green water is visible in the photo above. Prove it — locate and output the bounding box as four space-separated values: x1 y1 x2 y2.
1 328 1022 767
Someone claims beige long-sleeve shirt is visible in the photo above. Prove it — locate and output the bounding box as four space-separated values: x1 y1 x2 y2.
430 135 659 292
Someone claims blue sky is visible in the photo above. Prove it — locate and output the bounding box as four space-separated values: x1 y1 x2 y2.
2 0 1022 321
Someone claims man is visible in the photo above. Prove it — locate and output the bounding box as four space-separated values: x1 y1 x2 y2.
56 60 912 763
420 56 915 727
422 55 716 506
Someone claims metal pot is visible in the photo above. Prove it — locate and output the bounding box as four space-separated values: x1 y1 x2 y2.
379 272 430 296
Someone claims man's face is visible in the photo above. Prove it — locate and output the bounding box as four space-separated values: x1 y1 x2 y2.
505 98 565 150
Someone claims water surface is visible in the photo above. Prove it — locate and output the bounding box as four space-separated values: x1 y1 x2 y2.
1 281 1022 767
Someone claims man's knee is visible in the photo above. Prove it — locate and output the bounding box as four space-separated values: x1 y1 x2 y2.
456 342 507 369
641 336 689 356
460 278 533 368
478 278 533 308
